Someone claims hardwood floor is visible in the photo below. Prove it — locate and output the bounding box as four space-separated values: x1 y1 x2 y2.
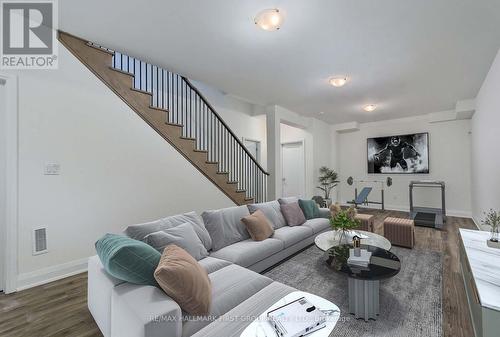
0 210 476 337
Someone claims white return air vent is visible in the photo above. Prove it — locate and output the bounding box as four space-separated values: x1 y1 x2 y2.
33 227 48 255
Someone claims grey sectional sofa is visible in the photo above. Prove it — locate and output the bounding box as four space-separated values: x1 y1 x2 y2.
87 200 331 337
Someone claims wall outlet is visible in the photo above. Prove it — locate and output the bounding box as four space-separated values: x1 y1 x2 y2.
44 163 61 175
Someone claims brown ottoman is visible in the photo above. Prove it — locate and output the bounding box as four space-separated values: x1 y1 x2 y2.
383 217 415 248
354 213 375 232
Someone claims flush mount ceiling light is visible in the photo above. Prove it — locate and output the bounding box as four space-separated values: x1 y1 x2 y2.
329 76 348 87
254 9 283 31
363 104 377 112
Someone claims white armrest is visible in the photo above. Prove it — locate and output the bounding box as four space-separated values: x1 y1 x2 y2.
319 208 331 218
88 255 124 337
111 283 183 337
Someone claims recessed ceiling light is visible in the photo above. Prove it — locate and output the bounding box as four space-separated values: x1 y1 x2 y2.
254 9 283 31
329 76 348 87
319 111 325 114
363 104 377 112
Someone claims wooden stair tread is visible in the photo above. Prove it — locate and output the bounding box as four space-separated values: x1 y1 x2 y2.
130 87 152 96
149 105 168 112
109 67 134 77
87 43 114 55
166 122 183 128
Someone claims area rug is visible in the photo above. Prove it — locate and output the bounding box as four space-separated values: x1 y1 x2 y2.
263 245 442 337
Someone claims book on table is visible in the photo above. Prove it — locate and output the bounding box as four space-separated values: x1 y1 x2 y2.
347 249 372 267
267 297 326 337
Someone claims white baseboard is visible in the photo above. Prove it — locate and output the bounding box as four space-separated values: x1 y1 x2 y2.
16 257 89 291
340 200 472 218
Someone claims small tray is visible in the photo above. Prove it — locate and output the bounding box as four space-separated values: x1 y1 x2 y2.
486 240 500 249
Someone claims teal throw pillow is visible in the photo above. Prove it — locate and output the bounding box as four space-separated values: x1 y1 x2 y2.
298 199 321 220
95 233 161 286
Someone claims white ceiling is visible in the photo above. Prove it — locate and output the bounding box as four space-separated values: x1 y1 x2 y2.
60 0 500 124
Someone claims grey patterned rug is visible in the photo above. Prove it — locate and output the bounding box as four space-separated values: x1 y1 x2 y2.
263 245 442 337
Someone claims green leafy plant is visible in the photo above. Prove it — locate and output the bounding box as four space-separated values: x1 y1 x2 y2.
482 209 500 242
317 166 339 199
329 205 360 244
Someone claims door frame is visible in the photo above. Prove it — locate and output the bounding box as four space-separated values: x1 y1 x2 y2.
242 137 261 164
280 140 306 198
0 73 19 293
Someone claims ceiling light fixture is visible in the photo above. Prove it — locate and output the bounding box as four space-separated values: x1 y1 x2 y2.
329 76 348 87
363 104 377 112
254 9 283 31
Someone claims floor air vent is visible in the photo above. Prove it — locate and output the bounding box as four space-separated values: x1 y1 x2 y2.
33 227 48 255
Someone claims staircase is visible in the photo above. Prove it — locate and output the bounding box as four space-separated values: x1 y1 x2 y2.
58 31 268 205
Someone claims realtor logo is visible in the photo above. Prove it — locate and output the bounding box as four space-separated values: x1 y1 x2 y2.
1 0 58 69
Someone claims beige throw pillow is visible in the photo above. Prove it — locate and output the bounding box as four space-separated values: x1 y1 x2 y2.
241 210 274 241
154 245 212 316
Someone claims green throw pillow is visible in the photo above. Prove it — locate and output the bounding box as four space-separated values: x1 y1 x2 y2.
298 199 321 219
95 233 161 286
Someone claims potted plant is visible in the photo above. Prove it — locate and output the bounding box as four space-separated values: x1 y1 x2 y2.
482 209 500 243
317 167 339 207
329 203 361 244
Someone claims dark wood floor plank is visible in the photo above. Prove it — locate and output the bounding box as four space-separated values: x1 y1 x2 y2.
0 209 476 337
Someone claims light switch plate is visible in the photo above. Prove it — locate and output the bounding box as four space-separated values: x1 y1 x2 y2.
44 163 61 175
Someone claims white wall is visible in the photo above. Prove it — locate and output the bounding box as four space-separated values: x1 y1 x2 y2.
6 43 267 289
191 81 267 169
266 105 332 200
335 116 472 216
471 49 500 227
0 81 6 290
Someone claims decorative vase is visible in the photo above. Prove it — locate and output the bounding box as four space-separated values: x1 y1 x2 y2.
490 226 499 243
336 229 352 245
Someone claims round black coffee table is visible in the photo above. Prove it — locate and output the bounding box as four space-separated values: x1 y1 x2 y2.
326 244 401 321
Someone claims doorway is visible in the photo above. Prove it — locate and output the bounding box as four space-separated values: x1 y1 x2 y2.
281 141 305 198
0 78 6 292
243 138 261 163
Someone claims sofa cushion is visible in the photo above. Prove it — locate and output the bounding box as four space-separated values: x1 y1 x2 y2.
197 257 232 274
280 202 306 226
182 264 273 337
201 205 250 251
209 238 284 268
278 196 299 205
145 223 209 260
303 218 331 234
241 210 274 241
248 200 287 229
124 211 212 251
272 226 313 248
95 233 160 286
154 245 212 316
189 282 296 337
298 199 321 219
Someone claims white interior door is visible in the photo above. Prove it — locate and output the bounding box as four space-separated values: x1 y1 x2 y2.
281 141 305 198
0 80 6 292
